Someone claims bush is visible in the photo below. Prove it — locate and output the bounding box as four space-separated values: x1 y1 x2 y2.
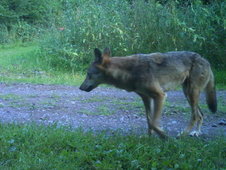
0 0 61 44
40 0 225 72
40 0 132 71
0 0 61 25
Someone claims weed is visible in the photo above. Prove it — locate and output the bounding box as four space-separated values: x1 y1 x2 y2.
0 94 23 101
97 105 114 115
39 99 58 109
81 105 113 116
80 96 108 103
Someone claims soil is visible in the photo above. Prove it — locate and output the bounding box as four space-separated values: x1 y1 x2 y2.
0 83 225 138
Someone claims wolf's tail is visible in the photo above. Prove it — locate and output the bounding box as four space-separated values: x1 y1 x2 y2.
205 70 217 113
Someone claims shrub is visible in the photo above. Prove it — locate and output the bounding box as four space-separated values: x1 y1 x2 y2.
40 0 225 72
0 0 61 44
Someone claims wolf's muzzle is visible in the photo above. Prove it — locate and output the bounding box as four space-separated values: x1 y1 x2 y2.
79 85 94 92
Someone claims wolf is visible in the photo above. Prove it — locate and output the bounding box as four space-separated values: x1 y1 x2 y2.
79 48 217 138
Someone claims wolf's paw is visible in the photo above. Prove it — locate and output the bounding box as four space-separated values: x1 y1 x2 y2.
148 129 154 136
177 131 187 137
148 126 164 135
189 130 202 137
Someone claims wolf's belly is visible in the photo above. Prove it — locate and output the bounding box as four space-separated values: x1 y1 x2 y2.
160 71 189 91
161 81 182 91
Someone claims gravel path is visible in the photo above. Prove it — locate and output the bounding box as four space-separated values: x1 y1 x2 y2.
0 83 225 137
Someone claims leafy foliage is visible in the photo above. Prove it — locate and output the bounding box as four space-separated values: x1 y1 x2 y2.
0 0 225 72
0 0 61 43
0 0 60 25
40 0 226 71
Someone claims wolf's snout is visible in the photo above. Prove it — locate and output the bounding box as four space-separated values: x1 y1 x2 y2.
79 84 86 91
79 84 93 92
79 85 83 91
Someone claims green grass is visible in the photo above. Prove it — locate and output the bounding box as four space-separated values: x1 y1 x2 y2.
214 70 226 90
80 96 108 103
0 123 225 169
81 105 113 116
0 44 85 86
0 94 23 101
216 95 226 113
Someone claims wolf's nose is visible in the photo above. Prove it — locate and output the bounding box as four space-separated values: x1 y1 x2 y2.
79 86 83 90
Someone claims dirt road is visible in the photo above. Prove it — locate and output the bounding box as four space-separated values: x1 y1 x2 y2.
0 83 225 137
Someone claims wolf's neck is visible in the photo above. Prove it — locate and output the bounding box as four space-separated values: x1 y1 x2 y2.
103 58 135 91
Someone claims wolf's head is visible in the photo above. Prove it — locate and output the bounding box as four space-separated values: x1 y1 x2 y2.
79 48 110 92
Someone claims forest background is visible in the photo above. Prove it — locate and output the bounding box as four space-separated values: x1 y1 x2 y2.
0 0 225 86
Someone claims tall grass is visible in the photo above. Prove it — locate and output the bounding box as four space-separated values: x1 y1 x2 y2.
40 0 226 72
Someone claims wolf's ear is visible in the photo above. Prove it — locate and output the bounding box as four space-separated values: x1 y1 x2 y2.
94 48 102 64
103 47 111 57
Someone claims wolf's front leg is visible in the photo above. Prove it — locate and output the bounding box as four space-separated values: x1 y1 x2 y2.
138 94 152 134
151 92 167 138
138 93 167 139
152 92 166 129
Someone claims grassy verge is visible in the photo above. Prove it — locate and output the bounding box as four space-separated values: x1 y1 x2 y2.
0 44 85 86
214 70 226 90
0 124 225 169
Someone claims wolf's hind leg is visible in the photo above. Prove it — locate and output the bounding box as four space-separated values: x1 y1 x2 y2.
184 88 202 136
181 82 203 136
194 107 203 136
